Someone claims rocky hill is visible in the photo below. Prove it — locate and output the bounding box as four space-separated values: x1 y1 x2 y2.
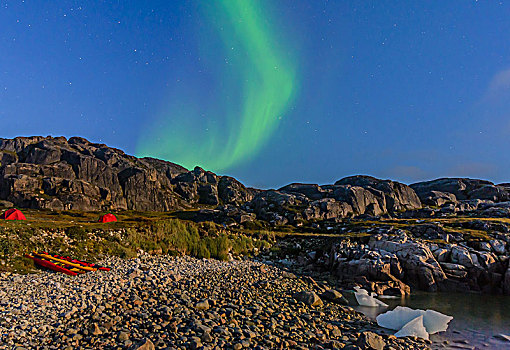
1 136 510 225
0 136 253 212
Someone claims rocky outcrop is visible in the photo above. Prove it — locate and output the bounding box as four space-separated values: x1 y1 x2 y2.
0 136 253 212
217 176 254 205
273 224 510 295
258 176 423 224
2 136 424 220
368 233 446 292
335 176 422 213
411 178 510 205
3 135 510 234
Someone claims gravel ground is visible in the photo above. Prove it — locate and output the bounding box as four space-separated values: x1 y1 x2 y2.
0 255 430 349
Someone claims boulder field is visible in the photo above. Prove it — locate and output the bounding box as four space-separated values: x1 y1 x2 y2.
269 224 510 297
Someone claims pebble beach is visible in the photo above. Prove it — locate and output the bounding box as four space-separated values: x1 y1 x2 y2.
0 255 431 349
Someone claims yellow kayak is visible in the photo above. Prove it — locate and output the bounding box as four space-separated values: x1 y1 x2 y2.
33 252 97 272
26 254 84 275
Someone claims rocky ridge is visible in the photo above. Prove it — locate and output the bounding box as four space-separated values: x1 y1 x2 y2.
0 136 423 221
0 136 253 212
3 136 510 227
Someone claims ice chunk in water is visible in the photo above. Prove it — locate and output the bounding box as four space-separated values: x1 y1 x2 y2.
354 291 388 307
495 334 510 342
377 306 453 335
423 309 453 334
353 286 368 295
376 306 422 330
378 295 400 299
394 315 429 340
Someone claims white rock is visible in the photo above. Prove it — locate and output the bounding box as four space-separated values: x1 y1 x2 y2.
394 315 429 340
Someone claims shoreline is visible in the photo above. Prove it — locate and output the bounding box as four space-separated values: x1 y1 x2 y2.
0 255 430 350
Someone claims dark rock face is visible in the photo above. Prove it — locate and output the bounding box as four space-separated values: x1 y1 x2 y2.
411 178 510 204
217 176 254 205
0 136 423 220
0 136 253 211
266 176 422 223
173 167 219 205
335 175 422 213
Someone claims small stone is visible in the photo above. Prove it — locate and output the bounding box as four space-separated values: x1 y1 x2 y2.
129 338 155 350
190 336 202 350
281 271 297 279
357 331 386 350
92 323 102 336
195 300 210 311
117 331 130 342
201 332 213 343
332 328 342 337
293 291 323 307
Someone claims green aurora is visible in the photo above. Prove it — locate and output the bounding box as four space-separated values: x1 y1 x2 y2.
137 0 297 172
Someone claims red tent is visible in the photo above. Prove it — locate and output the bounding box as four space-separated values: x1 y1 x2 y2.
98 213 117 223
2 208 26 220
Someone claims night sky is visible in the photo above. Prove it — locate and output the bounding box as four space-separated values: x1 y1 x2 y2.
1 1 509 188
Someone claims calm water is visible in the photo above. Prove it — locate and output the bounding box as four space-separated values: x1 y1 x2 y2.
350 292 510 349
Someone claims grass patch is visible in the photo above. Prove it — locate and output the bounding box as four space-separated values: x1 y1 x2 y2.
0 215 274 273
443 227 492 242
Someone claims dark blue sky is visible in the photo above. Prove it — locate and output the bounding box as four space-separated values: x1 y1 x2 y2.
1 1 509 188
